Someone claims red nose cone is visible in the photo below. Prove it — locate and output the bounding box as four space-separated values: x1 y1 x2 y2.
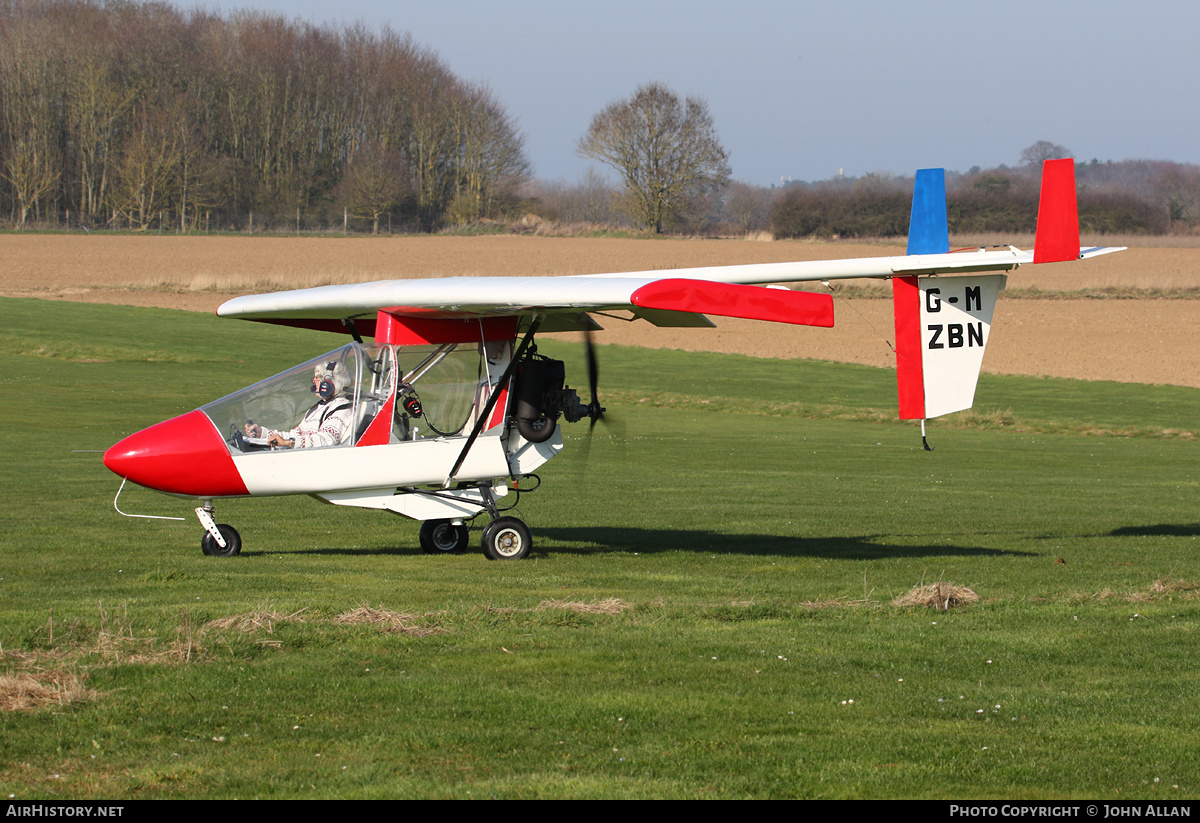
104 410 249 497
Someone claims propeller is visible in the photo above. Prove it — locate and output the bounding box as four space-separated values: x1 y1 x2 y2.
567 329 622 475
584 329 605 431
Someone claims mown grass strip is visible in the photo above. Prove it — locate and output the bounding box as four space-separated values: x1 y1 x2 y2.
2 297 1199 798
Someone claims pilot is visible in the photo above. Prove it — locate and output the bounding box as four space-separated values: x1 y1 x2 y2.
245 360 355 449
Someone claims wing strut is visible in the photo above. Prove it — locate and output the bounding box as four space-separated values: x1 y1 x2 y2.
444 315 543 487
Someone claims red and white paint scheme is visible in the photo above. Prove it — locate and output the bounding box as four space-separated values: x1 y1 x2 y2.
892 273 1007 420
104 159 1123 560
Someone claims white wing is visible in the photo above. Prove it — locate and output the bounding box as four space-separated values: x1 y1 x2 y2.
215 159 1125 422
215 245 1121 325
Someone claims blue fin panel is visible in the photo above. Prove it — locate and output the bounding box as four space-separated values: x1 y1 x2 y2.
906 168 949 255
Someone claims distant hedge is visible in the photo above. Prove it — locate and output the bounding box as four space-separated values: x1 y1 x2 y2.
772 183 1169 238
770 188 910 239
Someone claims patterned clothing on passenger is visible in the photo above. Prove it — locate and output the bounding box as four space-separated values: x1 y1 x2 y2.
245 359 355 449
260 398 354 449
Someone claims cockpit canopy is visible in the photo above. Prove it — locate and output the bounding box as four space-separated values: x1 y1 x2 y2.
201 342 493 453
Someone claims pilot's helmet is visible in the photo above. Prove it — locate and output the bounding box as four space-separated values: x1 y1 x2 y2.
313 359 349 400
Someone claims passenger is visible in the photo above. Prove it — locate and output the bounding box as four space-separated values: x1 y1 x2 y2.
245 360 355 448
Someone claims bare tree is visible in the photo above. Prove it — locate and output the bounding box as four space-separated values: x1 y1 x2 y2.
522 169 620 225
577 82 730 233
63 34 137 223
402 54 460 231
0 1 529 231
337 141 408 233
1154 165 1200 228
0 12 63 227
447 82 529 223
551 167 621 224
110 99 181 229
722 181 772 233
1020 140 1072 168
574 167 618 223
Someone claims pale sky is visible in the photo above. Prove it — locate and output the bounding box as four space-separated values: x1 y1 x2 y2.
207 0 1199 186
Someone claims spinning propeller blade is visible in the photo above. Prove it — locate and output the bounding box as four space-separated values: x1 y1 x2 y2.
584 329 605 431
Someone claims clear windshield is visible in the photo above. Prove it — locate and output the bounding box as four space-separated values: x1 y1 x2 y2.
201 341 491 453
202 344 369 452
396 344 483 438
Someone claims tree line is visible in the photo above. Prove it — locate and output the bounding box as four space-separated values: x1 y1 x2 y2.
767 157 1199 239
0 0 529 232
3 1 1197 238
529 156 1200 239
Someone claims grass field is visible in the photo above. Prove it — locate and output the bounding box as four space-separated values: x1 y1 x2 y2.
1 296 1198 799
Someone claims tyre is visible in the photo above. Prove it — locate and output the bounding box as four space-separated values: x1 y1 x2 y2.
200 524 242 557
481 517 532 560
419 519 470 554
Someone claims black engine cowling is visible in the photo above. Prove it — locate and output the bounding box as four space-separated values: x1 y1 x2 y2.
514 357 565 443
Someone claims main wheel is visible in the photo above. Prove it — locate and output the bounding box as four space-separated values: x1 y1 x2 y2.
201 524 242 557
481 517 532 561
419 520 470 554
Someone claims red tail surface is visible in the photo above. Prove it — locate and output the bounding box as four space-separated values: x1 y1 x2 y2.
1033 158 1081 264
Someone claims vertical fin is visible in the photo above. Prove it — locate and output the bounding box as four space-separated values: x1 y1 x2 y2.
1033 158 1081 263
895 169 947 420
906 168 949 255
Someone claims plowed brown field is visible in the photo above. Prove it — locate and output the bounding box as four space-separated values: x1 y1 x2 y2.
3 234 1198 387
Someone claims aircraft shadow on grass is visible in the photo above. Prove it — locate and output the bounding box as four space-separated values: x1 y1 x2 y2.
1107 523 1200 538
535 527 1038 560
1030 523 1200 541
285 528 1037 560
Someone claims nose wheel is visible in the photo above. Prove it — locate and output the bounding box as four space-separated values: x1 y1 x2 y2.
201 523 242 556
196 504 241 556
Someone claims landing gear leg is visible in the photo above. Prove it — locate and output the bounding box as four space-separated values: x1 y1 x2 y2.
196 502 241 557
471 483 533 560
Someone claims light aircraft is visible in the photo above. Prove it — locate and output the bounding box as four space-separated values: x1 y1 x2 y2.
104 159 1123 559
